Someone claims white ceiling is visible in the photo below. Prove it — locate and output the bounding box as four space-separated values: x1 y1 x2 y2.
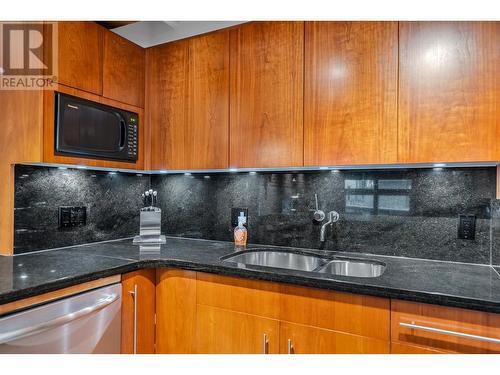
112 21 246 48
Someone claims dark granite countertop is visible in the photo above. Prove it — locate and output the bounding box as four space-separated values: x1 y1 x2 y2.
1 237 500 314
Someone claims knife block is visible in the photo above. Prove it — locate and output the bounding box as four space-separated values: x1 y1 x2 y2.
133 207 166 244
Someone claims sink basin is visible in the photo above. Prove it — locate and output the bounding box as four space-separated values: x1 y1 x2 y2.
221 250 327 272
221 249 386 278
318 258 386 278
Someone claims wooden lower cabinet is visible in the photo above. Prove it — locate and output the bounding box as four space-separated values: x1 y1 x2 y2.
391 342 447 354
153 270 500 354
155 269 197 354
196 305 280 354
155 270 390 354
391 300 500 354
121 269 156 354
281 322 389 354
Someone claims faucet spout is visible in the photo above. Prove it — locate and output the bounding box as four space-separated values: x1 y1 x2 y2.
320 210 340 242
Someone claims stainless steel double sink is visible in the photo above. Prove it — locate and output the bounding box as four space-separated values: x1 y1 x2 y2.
221 249 386 278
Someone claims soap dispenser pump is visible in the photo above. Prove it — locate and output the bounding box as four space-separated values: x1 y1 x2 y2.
234 212 248 247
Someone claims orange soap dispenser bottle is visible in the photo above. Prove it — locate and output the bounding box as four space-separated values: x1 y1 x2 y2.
234 212 248 247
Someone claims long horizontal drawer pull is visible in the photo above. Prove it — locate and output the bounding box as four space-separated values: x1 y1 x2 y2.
399 322 500 344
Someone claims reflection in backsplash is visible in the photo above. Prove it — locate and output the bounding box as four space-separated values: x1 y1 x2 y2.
13 165 150 254
13 165 498 265
152 167 496 265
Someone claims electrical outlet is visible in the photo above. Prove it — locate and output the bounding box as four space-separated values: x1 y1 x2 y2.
458 214 476 240
59 206 87 228
231 207 248 229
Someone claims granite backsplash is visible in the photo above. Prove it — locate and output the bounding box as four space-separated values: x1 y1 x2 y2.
13 165 150 254
13 165 498 265
152 167 496 265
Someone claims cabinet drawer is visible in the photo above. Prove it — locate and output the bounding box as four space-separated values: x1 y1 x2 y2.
280 284 390 340
391 300 500 353
391 342 447 354
280 322 389 354
196 273 280 319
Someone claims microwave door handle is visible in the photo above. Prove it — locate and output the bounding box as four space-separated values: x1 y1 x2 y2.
119 119 126 150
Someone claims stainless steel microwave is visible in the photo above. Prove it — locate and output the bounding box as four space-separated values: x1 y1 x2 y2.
55 92 138 162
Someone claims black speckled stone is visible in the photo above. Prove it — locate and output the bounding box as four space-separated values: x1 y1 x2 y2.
14 165 150 254
1 237 500 314
152 167 495 264
491 199 500 267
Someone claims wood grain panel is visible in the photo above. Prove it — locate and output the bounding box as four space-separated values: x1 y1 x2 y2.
196 305 280 354
280 284 390 340
304 21 398 165
43 84 145 169
147 40 189 170
196 272 281 319
398 21 500 163
121 269 156 354
187 31 229 169
155 269 197 353
391 342 448 354
0 90 43 255
147 31 229 170
103 30 145 107
392 300 500 353
229 21 304 168
280 322 389 354
56 22 103 95
0 275 120 315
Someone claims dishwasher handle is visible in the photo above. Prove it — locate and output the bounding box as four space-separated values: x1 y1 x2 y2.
0 293 119 345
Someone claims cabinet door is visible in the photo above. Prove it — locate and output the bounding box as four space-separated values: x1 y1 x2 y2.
103 30 145 107
56 22 103 94
280 322 389 354
229 21 304 168
147 39 189 170
147 30 229 170
398 22 500 163
121 270 156 354
196 305 280 354
304 22 398 166
155 269 197 353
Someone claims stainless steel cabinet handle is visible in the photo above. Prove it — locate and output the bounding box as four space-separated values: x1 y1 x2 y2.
262 333 268 354
287 338 293 354
129 284 138 354
0 293 119 345
400 322 500 344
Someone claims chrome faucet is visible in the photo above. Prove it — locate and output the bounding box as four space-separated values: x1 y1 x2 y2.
320 210 340 242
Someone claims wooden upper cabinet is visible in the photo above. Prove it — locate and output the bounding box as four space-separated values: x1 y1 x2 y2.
398 22 500 163
147 39 189 170
103 31 145 107
56 22 103 95
229 21 304 168
304 21 398 166
148 30 229 170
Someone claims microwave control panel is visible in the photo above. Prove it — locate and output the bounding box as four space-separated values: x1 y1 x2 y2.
127 114 138 160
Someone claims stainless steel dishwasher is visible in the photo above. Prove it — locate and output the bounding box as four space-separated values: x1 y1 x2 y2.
0 283 121 354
